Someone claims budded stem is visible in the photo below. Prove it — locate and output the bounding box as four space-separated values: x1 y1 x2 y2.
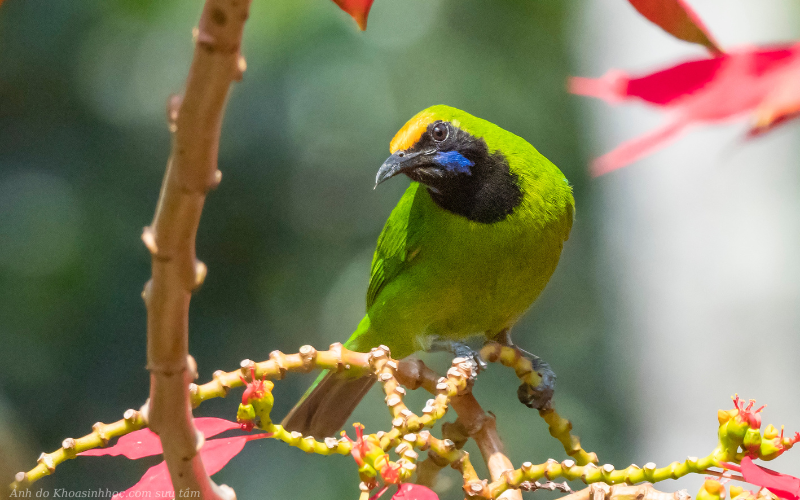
142 0 252 497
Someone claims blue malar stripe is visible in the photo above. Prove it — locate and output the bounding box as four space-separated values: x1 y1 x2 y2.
434 151 473 174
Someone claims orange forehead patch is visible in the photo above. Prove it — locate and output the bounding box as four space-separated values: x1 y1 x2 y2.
389 110 437 153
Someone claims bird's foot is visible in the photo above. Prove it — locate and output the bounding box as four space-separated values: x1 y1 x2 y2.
515 351 555 410
490 331 556 410
428 340 487 379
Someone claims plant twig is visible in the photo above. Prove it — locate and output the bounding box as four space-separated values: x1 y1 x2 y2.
141 0 251 497
451 395 521 500
17 342 788 500
394 353 596 499
480 342 597 465
10 409 145 488
236 346 479 486
557 482 690 500
393 358 518 498
416 421 469 488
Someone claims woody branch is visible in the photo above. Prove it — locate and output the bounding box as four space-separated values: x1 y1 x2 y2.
13 342 793 500
140 0 251 497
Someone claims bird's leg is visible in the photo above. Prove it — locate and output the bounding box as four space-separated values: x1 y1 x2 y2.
491 330 556 410
428 339 488 378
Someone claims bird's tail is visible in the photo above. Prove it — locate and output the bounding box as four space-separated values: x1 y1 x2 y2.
281 369 375 439
281 316 378 439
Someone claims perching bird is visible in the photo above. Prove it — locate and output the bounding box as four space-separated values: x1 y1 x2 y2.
282 105 575 439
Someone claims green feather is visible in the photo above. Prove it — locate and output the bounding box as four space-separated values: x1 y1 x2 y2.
350 105 574 358
283 105 574 437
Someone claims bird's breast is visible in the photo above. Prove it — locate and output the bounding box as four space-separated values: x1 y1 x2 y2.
415 205 567 337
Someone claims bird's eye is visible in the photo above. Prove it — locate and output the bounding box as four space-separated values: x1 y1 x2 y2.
431 123 448 142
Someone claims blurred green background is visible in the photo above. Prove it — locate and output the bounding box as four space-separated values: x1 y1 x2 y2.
0 0 627 497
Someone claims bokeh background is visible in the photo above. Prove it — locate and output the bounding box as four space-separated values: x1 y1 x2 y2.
0 0 798 498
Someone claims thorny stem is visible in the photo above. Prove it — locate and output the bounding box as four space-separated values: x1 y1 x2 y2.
482 455 717 499
416 421 469 488
142 0 252 497
560 483 691 500
10 0 253 495
10 409 146 487
391 356 522 499
191 344 372 406
10 344 588 497
393 350 595 498
11 0 255 493
454 395 521 500
12 344 796 500
9 344 371 489
392 352 596 499
236 346 480 486
479 343 597 466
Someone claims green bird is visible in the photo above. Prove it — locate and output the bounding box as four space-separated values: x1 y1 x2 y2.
282 105 574 439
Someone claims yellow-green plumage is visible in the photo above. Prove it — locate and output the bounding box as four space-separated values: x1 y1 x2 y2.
283 105 574 438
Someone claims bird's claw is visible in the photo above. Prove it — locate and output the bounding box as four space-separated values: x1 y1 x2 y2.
516 359 555 410
518 381 553 410
450 341 487 379
429 340 486 380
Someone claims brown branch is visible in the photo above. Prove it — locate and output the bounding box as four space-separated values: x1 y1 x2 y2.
416 421 469 488
141 0 251 498
10 343 720 500
394 355 599 499
395 359 521 499
452 395 521 500
558 483 691 500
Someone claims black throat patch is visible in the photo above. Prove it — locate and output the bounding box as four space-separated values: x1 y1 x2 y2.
427 132 522 224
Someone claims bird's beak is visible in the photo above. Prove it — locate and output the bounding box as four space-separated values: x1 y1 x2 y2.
375 149 434 188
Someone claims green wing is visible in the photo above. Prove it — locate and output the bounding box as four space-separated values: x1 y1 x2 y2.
366 183 426 309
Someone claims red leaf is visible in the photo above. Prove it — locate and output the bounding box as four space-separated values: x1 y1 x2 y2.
79 428 162 459
79 418 240 459
628 0 721 54
332 0 374 31
112 434 269 500
111 460 171 500
750 56 800 136
392 484 439 500
570 43 800 175
194 417 243 438
197 436 250 475
739 456 800 500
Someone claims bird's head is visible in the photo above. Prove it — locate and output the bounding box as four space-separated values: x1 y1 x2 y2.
375 105 529 223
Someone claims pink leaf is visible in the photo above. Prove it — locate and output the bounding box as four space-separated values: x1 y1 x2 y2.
79 428 162 459
194 418 243 438
112 434 269 500
750 55 800 136
111 461 171 500
197 436 250 475
570 43 800 175
591 120 687 177
80 418 240 459
392 484 439 500
739 456 800 500
628 0 721 54
331 0 375 31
